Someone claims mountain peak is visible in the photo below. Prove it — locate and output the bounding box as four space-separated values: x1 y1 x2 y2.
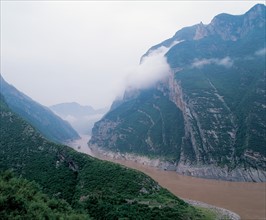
243 3 265 27
193 22 208 40
206 4 265 41
246 3 265 15
90 4 266 182
143 4 265 58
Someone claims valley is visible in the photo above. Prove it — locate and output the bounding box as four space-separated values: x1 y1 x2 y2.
1 3 265 219
1 98 210 219
69 135 266 220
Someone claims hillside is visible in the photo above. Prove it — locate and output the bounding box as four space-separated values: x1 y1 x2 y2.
0 171 89 219
0 93 210 219
89 4 266 182
0 75 80 143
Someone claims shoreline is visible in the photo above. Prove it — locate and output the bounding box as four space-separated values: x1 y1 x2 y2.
184 199 240 220
67 135 266 220
88 145 241 220
89 144 266 182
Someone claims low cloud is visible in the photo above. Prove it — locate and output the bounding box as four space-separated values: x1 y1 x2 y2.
192 56 233 68
112 46 172 102
84 114 104 121
124 45 175 91
192 59 212 68
255 48 266 56
121 41 184 93
64 115 77 123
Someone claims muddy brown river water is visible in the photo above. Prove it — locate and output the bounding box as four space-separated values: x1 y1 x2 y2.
69 135 266 220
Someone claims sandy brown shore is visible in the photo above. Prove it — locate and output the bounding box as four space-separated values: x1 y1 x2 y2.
69 135 266 220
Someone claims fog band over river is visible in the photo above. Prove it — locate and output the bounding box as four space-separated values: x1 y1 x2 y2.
68 135 266 220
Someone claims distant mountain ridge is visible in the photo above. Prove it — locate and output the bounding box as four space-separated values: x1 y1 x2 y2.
0 75 80 143
50 102 108 135
90 4 266 182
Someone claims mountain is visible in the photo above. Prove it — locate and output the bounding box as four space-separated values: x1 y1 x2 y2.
89 4 266 182
50 102 108 135
0 75 80 143
0 93 211 219
0 171 89 219
50 102 94 116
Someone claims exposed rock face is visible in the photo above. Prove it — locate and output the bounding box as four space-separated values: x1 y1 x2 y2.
90 119 121 148
167 65 266 181
193 22 208 40
90 4 266 182
168 70 201 163
176 163 266 182
89 144 177 171
168 68 237 163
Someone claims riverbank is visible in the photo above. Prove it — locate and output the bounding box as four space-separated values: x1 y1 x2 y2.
68 135 266 219
184 199 240 220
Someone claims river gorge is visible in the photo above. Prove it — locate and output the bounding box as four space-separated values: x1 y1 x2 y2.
68 135 266 220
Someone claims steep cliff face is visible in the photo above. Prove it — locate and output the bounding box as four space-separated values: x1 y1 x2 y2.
164 4 266 181
90 4 266 182
168 68 237 165
90 87 185 160
168 69 266 182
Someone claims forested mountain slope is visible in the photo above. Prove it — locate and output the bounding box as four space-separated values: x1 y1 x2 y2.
0 75 80 143
0 93 209 219
90 4 266 182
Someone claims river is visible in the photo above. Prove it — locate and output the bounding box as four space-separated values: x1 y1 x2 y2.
68 135 266 220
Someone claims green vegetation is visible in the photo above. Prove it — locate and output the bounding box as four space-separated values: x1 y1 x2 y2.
0 171 89 219
171 34 266 166
0 94 210 219
91 88 184 160
0 76 80 143
195 207 218 220
90 5 266 174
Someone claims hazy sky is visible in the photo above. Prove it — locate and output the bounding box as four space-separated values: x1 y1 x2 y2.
1 1 263 109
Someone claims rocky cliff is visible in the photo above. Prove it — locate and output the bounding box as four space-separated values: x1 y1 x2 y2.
90 4 266 182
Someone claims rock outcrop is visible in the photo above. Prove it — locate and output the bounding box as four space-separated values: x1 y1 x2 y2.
90 4 266 182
